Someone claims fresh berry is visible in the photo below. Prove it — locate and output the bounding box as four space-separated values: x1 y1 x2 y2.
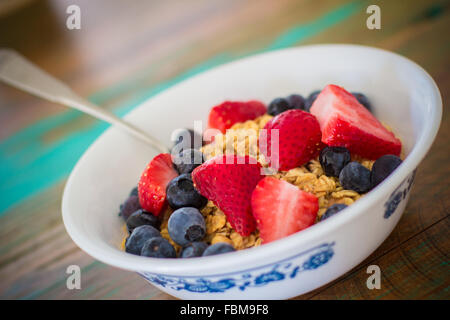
351 92 372 112
166 174 207 209
251 177 319 243
371 155 403 187
125 225 161 255
259 109 322 171
192 155 263 236
321 204 348 220
138 153 178 216
319 146 351 177
207 100 266 134
310 84 401 159
202 243 236 256
339 162 372 193
304 90 321 111
171 128 203 154
180 242 208 258
168 207 206 246
129 186 138 196
287 94 306 110
120 195 141 220
126 209 160 233
141 237 176 258
173 149 204 174
268 95 307 116
267 98 291 116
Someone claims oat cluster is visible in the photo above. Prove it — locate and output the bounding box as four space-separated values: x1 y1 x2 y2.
201 114 273 165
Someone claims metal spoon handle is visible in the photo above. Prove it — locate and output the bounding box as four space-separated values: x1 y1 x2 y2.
0 49 168 153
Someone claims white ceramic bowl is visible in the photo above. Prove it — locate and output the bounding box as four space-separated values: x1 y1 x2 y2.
62 45 442 300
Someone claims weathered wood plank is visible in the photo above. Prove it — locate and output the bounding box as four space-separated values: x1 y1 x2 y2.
0 0 448 299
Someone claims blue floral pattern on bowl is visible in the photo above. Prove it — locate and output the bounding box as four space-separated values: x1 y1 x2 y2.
384 169 416 219
139 242 335 293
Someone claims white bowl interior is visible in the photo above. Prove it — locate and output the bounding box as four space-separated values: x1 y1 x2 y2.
62 45 441 274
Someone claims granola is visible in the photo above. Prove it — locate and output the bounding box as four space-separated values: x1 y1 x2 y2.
121 87 403 258
154 114 376 250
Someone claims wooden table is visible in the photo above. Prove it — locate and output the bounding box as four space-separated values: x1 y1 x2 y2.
0 0 448 300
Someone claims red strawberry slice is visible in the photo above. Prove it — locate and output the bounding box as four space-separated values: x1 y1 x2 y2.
138 153 178 217
207 100 266 134
259 109 323 171
310 84 402 159
251 177 318 243
192 155 263 236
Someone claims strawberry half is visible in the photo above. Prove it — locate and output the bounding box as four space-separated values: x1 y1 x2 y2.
207 100 266 134
259 109 322 171
192 155 263 236
138 153 178 216
251 177 318 243
310 84 402 159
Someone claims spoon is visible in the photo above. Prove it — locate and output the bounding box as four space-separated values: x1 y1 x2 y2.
0 49 169 153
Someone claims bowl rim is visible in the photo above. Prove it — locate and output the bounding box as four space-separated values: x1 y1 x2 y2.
62 44 443 276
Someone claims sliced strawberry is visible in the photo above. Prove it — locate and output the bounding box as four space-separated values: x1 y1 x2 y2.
310 84 402 159
251 177 318 243
207 100 266 134
138 153 178 216
259 109 322 171
192 155 263 236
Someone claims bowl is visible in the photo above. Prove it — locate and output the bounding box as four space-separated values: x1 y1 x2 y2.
62 44 442 300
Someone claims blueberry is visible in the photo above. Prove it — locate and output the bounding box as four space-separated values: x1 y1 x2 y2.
125 225 161 255
126 209 160 233
174 149 204 174
180 242 208 258
322 204 348 220
171 128 203 154
371 155 403 187
129 186 138 196
119 195 141 220
140 237 176 258
339 162 372 193
351 92 372 112
319 146 351 177
168 207 206 246
202 243 235 256
267 97 291 116
304 90 321 111
166 174 207 209
286 94 306 110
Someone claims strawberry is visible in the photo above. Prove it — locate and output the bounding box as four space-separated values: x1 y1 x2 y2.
192 155 263 236
259 109 322 171
207 100 266 134
251 177 318 243
310 84 402 159
138 153 178 217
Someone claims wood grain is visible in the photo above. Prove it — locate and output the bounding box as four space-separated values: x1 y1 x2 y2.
0 0 449 299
